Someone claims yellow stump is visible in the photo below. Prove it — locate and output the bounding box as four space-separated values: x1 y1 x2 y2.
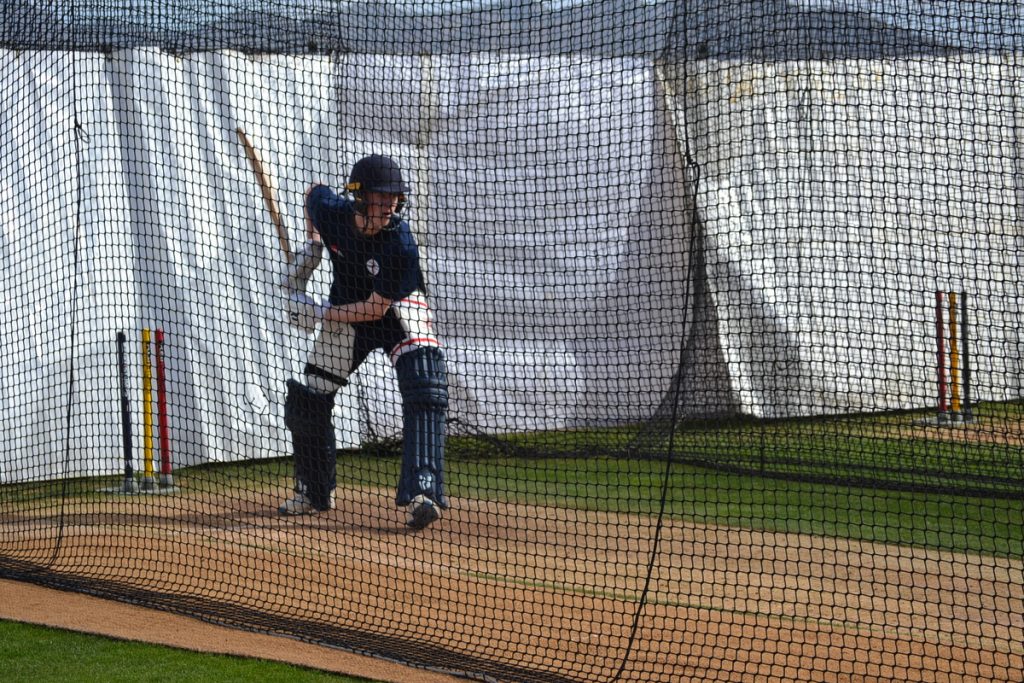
141 328 156 490
947 292 961 416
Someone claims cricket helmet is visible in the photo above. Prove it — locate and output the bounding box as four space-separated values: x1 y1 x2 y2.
347 154 410 196
346 154 409 220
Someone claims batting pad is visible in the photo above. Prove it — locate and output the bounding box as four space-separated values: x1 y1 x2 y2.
283 379 337 510
394 346 448 508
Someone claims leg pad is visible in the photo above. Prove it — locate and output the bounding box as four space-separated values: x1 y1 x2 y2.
284 379 337 510
394 347 448 508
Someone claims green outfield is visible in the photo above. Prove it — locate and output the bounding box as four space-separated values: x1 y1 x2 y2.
0 620 374 683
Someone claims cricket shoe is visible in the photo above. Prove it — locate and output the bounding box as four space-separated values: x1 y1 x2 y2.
278 490 335 516
406 494 441 530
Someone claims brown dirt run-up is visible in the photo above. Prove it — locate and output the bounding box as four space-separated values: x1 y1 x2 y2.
2 486 1022 682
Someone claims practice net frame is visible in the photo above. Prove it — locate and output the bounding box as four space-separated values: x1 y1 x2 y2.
1 1 1022 681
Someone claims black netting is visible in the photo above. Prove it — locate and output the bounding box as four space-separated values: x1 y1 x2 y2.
2 2 1023 681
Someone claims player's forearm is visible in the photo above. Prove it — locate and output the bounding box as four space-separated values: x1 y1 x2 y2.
282 239 323 292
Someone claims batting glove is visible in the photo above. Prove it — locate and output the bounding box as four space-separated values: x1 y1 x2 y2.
286 292 327 333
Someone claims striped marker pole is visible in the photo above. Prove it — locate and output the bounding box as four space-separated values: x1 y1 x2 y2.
116 331 137 493
934 291 948 420
141 328 156 491
948 292 962 419
960 291 973 422
155 328 173 488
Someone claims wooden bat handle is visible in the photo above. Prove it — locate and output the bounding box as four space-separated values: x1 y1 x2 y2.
236 126 293 263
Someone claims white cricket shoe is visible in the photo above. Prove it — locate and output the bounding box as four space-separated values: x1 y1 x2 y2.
278 490 335 516
406 494 440 530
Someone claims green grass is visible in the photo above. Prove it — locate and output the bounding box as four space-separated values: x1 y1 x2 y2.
471 401 1024 494
0 620 377 682
441 456 1020 557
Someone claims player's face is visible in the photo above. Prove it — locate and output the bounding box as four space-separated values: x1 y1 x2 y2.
358 191 400 235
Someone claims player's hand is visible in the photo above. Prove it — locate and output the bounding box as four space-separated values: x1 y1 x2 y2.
286 292 326 333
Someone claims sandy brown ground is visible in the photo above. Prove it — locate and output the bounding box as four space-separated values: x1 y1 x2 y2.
2 485 1023 682
862 414 1024 448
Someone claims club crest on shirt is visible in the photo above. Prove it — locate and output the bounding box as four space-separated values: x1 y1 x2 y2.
366 259 380 276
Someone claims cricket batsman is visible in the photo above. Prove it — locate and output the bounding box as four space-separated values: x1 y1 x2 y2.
280 154 448 530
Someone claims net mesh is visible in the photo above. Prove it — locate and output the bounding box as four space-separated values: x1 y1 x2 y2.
2 2 1023 681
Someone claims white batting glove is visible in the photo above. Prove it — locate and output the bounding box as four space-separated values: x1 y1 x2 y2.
286 292 327 333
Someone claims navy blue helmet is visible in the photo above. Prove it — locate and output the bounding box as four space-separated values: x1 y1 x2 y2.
347 154 410 195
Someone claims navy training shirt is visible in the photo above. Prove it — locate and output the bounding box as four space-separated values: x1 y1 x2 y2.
305 185 425 307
